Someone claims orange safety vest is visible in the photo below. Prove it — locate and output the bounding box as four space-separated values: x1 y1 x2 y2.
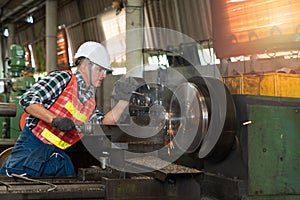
32 71 96 150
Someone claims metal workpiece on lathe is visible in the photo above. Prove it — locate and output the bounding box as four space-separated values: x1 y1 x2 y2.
75 123 105 135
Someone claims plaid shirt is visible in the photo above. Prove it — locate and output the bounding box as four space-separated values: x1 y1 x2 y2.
20 70 104 129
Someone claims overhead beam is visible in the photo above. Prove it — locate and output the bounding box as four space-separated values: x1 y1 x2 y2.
0 0 37 23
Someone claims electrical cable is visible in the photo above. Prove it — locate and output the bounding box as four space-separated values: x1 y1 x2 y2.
11 173 57 192
0 180 12 189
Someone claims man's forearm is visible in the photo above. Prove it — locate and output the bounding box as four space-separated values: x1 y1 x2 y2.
102 100 128 125
25 104 56 124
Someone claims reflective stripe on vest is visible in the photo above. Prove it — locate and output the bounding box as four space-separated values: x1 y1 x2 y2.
64 101 87 122
31 71 96 149
41 128 72 150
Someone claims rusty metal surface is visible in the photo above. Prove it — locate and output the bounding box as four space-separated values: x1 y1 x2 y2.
200 173 246 200
78 166 114 181
103 177 165 200
126 156 202 174
103 175 202 200
0 176 105 200
125 156 203 182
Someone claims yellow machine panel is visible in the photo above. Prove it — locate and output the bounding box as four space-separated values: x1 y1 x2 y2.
223 73 300 98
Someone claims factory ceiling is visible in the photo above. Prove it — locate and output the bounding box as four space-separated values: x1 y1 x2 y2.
0 0 45 26
0 0 77 31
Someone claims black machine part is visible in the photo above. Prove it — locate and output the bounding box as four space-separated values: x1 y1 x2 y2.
168 77 236 162
126 76 237 162
79 76 236 163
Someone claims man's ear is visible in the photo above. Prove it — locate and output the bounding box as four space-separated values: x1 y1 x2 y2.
79 59 89 70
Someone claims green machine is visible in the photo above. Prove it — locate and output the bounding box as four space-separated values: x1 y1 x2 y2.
201 94 300 200
0 44 35 139
246 96 300 200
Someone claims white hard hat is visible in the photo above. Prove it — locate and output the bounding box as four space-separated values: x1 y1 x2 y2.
74 41 112 70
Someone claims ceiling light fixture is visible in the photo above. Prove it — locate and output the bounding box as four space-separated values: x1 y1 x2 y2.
3 28 9 37
25 15 34 24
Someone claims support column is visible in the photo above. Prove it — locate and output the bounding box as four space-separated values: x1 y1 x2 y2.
46 0 57 72
126 0 144 77
5 24 15 77
0 38 3 78
7 23 15 54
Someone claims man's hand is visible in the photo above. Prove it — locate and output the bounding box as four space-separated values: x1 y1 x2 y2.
51 117 76 132
113 76 146 101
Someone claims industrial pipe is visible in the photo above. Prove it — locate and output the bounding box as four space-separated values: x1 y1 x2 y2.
0 103 16 117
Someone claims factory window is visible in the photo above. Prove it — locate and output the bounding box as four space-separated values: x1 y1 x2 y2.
27 44 36 68
57 28 69 67
100 9 126 75
212 0 300 58
24 46 31 67
198 40 220 65
147 54 169 70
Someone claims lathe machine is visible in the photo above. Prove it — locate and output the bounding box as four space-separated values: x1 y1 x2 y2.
0 71 299 200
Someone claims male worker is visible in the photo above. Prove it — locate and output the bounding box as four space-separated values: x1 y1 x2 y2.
0 41 132 177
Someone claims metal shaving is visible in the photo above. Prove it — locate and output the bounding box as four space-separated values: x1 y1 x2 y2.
127 156 201 174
